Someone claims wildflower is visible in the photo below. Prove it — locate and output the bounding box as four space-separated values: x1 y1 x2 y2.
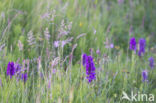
51 57 60 69
21 73 28 83
79 22 83 27
7 62 16 78
41 10 56 21
82 53 87 66
96 49 100 55
149 57 154 69
115 46 120 50
61 41 66 48
52 69 57 74
138 38 146 56
142 70 148 82
105 38 114 49
61 37 73 48
86 55 96 83
54 41 60 48
110 43 114 48
129 37 136 51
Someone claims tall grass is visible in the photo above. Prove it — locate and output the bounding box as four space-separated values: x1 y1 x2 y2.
0 0 156 102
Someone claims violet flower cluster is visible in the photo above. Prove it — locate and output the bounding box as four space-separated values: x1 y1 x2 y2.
82 53 87 66
129 37 136 51
21 73 28 83
82 54 96 83
138 38 146 56
6 61 28 82
149 57 154 69
129 37 146 56
142 70 148 82
7 62 16 78
129 37 155 83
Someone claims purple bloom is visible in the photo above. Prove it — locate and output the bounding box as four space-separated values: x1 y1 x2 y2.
6 61 28 82
129 37 136 51
82 53 87 66
105 43 114 49
149 57 154 69
86 55 96 83
52 69 57 74
96 49 100 55
21 73 28 83
138 38 146 56
142 70 148 82
110 43 114 48
54 41 60 48
7 62 16 78
61 41 66 48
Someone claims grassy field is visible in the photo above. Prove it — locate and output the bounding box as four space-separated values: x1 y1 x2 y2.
0 0 156 103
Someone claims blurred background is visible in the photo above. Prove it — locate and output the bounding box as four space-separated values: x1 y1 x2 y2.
0 0 156 63
0 0 156 102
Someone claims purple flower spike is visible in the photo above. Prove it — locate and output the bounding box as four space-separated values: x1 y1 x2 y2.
21 73 28 83
129 37 136 51
142 70 148 82
138 38 146 56
149 57 154 69
86 55 96 83
7 62 16 78
82 53 87 66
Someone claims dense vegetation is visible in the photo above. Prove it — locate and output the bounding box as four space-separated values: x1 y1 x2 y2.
0 0 156 103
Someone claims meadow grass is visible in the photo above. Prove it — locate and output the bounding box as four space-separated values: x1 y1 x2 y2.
0 0 156 103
